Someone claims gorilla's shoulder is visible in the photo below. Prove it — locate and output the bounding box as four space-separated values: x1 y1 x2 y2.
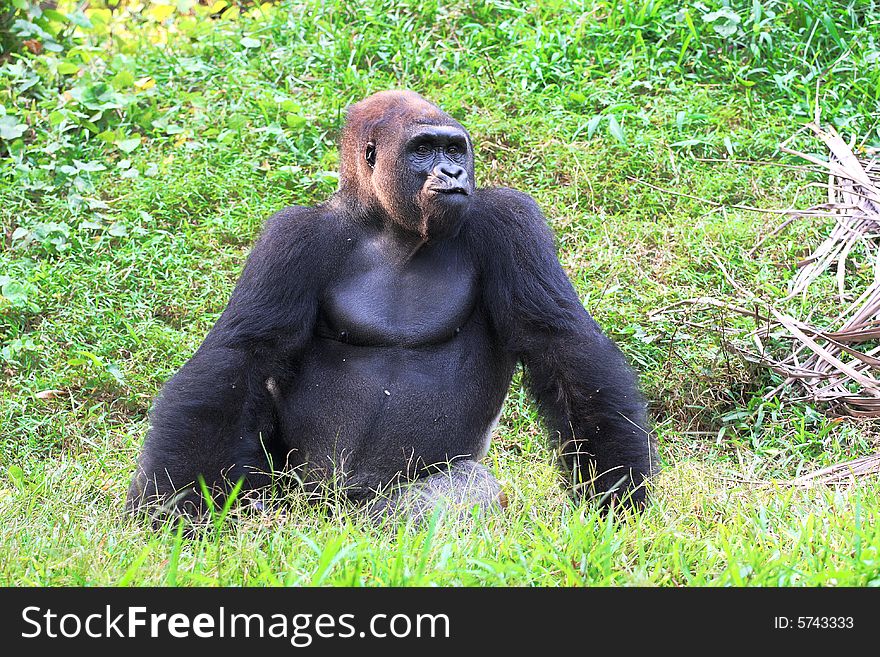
259 203 346 243
264 204 338 230
472 187 542 215
266 204 315 224
463 188 557 264
468 187 549 241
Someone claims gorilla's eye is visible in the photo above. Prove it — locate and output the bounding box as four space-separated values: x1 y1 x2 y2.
447 145 460 155
416 143 431 156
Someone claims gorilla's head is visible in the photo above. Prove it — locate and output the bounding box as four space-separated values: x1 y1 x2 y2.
339 90 475 241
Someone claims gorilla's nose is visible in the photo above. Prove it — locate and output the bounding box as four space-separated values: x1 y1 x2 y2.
435 164 466 181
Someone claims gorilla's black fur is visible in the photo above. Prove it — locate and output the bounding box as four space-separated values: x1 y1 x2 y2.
127 90 656 523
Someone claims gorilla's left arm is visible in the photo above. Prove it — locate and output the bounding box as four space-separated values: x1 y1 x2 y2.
468 188 655 507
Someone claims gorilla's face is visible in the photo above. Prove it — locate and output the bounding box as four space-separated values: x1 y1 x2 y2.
370 121 475 241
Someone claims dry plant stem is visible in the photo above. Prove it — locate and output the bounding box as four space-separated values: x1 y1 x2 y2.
625 176 855 217
652 122 880 419
791 452 880 486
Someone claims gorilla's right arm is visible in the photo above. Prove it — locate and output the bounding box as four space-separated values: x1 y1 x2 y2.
127 206 341 519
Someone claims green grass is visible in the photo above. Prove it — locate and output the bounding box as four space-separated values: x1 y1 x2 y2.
1 0 879 586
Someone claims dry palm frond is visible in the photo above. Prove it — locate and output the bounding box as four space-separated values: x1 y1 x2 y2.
652 123 880 418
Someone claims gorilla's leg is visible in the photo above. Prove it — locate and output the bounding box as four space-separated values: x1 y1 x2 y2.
368 460 506 525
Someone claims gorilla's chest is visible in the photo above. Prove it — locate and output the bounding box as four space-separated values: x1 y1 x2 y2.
320 236 478 347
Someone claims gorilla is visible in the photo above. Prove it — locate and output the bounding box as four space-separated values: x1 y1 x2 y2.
127 90 656 524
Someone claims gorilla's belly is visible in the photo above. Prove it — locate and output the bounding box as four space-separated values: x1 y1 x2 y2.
277 318 515 496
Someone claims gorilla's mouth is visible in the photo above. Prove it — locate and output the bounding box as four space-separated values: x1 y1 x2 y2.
427 184 470 196
426 175 470 196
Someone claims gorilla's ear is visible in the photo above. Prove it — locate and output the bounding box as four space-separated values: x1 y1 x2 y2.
365 141 376 169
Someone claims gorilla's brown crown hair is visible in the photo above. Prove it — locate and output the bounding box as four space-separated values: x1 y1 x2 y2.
338 90 449 198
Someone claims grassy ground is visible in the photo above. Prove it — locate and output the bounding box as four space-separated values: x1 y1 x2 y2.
1 0 879 586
